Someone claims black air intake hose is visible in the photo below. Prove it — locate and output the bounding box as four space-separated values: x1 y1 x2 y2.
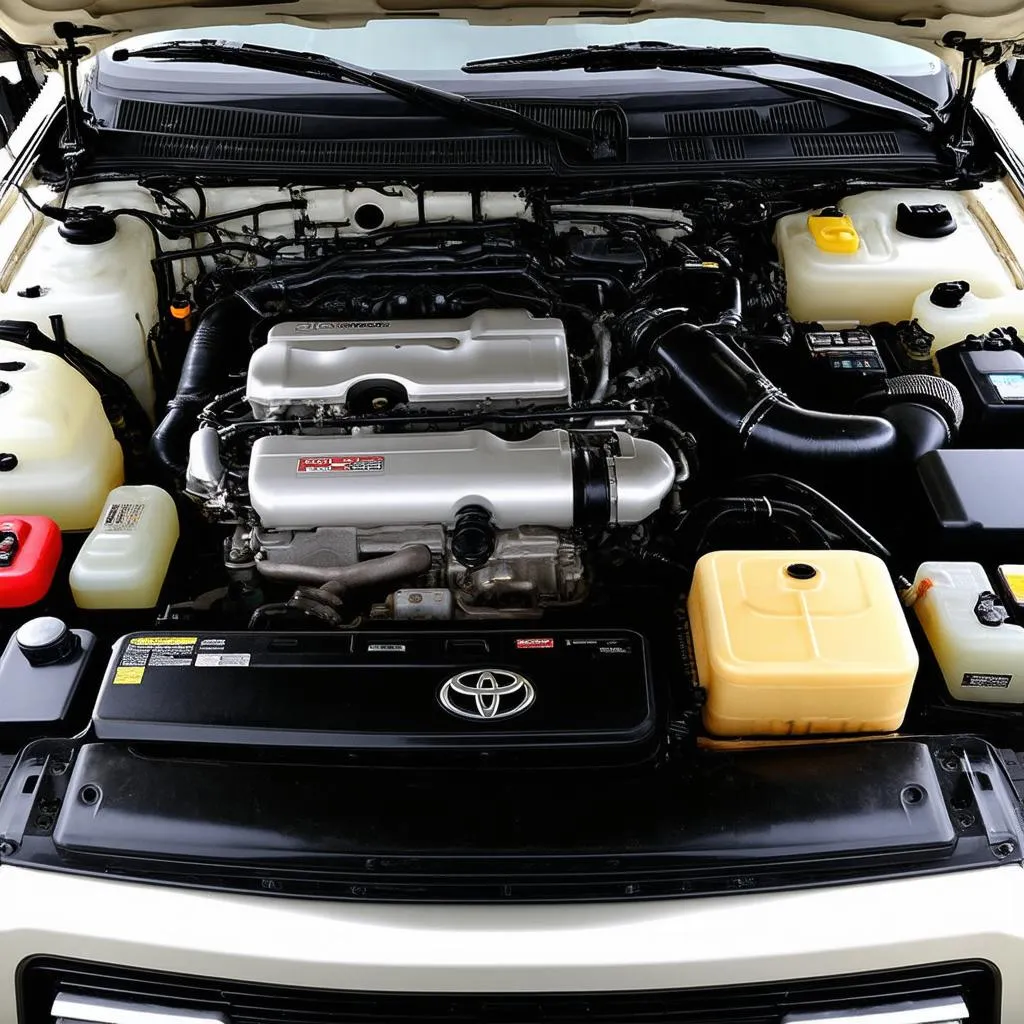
629 312 953 464
150 297 255 480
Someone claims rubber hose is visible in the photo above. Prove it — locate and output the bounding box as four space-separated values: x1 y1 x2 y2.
633 317 897 463
150 296 255 480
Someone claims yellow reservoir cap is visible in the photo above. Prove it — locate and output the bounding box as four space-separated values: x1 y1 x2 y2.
688 550 919 737
808 208 860 254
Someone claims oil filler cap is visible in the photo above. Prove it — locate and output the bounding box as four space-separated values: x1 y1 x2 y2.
16 616 80 667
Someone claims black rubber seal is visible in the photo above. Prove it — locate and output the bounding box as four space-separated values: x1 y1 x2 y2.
572 442 611 529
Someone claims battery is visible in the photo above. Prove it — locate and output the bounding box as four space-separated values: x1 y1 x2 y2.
92 630 656 762
936 329 1024 445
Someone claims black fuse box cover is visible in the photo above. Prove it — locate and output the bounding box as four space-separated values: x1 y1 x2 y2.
92 630 656 761
918 449 1024 550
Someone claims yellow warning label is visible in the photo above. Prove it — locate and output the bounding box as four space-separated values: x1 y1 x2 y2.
113 666 145 685
129 636 198 647
1002 569 1024 604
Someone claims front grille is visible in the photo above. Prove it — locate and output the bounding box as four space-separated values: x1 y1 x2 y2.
20 958 998 1024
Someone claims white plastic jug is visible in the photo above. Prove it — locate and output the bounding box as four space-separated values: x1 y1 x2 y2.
0 187 160 416
0 341 124 530
775 189 1016 325
911 283 1024 352
911 561 1024 703
70 486 179 609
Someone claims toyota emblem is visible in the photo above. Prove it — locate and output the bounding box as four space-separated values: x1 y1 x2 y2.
438 669 536 721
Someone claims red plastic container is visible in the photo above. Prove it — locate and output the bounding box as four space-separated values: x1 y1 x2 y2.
0 516 62 608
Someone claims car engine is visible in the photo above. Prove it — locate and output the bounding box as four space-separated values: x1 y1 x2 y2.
2 177 1024 761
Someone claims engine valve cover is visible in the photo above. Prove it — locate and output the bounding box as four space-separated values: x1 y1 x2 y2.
246 309 570 416
247 429 676 530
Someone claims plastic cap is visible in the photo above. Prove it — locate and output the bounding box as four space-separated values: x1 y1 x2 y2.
929 280 970 309
16 616 80 666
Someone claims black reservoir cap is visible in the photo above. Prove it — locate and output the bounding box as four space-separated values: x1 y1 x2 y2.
930 280 970 309
896 202 957 239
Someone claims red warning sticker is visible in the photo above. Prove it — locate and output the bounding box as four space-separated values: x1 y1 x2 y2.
516 637 555 650
296 456 385 474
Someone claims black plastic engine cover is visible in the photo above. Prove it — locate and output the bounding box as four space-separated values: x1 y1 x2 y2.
91 630 656 760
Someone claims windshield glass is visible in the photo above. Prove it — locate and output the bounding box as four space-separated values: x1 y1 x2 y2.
120 19 944 78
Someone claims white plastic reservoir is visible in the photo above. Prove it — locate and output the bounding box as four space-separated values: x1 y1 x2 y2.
70 485 180 609
911 282 1024 352
775 189 1017 325
911 561 1024 704
0 341 124 530
0 190 160 416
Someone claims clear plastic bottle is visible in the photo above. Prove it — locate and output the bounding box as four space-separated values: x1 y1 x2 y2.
70 486 179 609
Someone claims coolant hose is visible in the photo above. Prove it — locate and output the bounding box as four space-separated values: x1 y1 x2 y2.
150 296 255 480
629 312 950 464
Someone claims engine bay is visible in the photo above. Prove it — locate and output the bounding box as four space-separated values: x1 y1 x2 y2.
2 175 1024 768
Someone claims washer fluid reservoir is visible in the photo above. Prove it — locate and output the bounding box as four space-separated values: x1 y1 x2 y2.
774 189 1016 325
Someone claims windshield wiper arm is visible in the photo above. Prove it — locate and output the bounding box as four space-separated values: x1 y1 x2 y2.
113 40 606 156
464 42 943 134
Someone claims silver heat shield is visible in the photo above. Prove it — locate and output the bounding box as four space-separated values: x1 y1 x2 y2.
247 429 675 530
246 309 570 417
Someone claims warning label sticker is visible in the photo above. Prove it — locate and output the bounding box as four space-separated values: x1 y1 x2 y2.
195 653 251 667
962 672 1013 688
516 638 555 650
102 502 146 532
113 666 145 685
296 456 385 474
122 636 198 668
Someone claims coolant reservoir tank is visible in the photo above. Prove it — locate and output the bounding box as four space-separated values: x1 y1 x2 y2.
1 205 158 415
688 550 919 737
774 189 1016 325
911 282 1024 353
0 341 124 530
70 486 179 609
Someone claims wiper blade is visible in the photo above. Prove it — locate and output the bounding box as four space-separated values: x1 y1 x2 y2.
464 42 943 134
113 40 606 156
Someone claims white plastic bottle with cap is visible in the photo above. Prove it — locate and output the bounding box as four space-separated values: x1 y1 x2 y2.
911 281 1024 353
911 561 1024 703
70 485 179 609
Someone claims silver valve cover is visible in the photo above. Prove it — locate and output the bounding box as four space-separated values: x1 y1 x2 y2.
247 429 676 531
246 309 571 417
